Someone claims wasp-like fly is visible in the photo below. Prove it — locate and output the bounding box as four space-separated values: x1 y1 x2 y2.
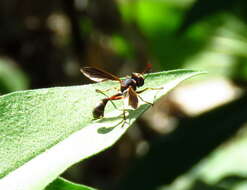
81 64 159 121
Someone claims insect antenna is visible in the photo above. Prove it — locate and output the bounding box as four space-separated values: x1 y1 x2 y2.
142 63 152 80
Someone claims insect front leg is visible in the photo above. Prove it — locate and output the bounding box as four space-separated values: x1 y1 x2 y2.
95 86 118 93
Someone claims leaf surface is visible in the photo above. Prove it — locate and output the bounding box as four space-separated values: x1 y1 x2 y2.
0 69 205 190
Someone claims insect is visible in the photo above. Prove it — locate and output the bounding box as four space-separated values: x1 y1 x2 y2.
80 64 160 123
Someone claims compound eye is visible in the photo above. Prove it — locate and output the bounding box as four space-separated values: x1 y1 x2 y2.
134 76 144 86
138 77 144 86
132 73 144 86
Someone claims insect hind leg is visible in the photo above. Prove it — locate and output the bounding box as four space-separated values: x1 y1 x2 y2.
95 89 129 127
92 90 123 120
95 89 121 110
111 107 129 128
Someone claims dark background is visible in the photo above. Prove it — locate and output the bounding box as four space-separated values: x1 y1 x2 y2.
1 0 247 190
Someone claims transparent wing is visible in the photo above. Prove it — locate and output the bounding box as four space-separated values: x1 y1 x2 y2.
127 86 138 109
80 67 121 82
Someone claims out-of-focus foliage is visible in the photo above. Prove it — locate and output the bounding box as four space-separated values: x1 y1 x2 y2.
159 125 247 190
116 94 247 190
118 0 247 80
0 58 28 94
45 177 96 190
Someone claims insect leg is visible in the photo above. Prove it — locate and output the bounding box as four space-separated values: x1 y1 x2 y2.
107 93 129 128
94 90 129 127
95 89 120 110
111 105 128 128
136 87 163 94
93 93 123 119
136 87 163 105
137 94 153 106
96 86 118 93
119 94 129 127
105 93 129 128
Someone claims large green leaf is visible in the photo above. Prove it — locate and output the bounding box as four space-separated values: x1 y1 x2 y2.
0 69 205 190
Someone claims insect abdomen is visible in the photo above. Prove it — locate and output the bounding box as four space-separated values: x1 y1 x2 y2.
93 98 109 119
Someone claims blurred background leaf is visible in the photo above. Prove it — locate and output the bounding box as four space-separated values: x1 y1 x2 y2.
45 177 96 190
0 58 29 94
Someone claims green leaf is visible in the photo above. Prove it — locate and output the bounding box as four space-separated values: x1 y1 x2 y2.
0 69 205 190
45 177 96 190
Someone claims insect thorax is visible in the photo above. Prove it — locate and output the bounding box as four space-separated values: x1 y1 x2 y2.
121 78 137 92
